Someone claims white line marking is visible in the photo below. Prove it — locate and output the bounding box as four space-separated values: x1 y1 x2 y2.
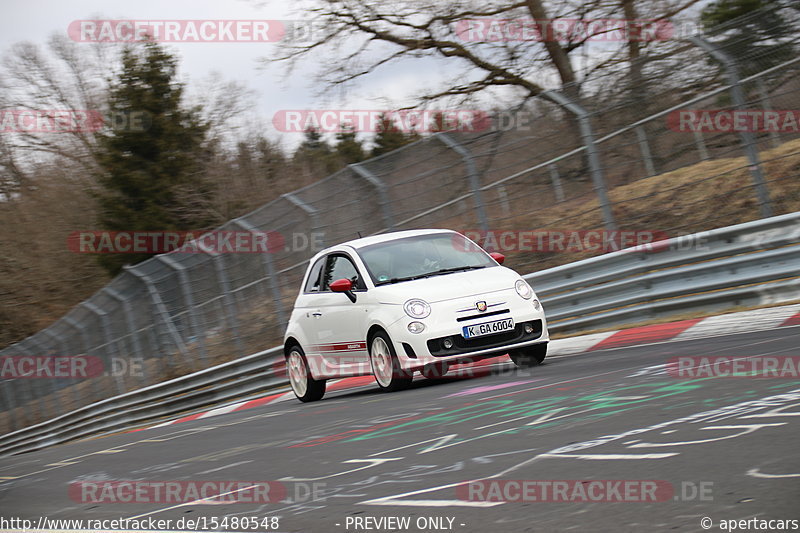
628 423 787 448
360 480 504 508
369 435 458 457
278 458 403 481
746 468 800 479
537 453 679 460
194 460 253 475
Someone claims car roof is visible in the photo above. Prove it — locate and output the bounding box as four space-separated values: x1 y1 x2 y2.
305 229 459 266
340 229 457 250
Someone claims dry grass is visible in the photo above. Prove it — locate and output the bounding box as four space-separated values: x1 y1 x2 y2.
495 138 800 275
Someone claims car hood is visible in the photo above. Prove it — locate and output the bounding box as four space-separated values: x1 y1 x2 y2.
372 266 522 304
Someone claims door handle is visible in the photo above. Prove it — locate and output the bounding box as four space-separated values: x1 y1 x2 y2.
312 312 323 317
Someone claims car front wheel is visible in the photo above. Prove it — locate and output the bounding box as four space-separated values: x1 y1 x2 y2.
509 343 547 368
369 331 413 392
287 346 326 402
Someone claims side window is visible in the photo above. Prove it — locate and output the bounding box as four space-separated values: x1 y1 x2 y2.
322 254 366 291
303 257 326 293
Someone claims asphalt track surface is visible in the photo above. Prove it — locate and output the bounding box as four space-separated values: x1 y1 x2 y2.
1 327 799 533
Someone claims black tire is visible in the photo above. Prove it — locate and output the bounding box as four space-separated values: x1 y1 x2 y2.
421 362 449 380
286 345 326 402
369 330 413 392
509 343 547 368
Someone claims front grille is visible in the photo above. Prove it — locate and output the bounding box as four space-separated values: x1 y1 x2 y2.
427 320 543 357
456 309 510 322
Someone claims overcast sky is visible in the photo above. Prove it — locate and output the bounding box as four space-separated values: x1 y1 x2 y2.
0 0 459 150
0 0 710 151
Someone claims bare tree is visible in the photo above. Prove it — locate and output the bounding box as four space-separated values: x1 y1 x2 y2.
190 71 259 146
0 35 117 184
0 36 276 348
268 0 704 107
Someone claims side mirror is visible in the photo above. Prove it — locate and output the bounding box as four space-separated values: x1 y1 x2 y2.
330 278 352 292
490 252 505 265
330 278 357 303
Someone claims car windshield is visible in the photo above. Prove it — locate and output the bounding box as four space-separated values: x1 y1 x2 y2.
357 232 496 285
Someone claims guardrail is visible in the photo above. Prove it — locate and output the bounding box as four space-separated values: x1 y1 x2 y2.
1 212 799 456
0 347 283 457
528 211 800 334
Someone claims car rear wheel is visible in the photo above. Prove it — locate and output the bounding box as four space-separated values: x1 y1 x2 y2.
370 331 413 392
509 343 547 368
287 346 326 402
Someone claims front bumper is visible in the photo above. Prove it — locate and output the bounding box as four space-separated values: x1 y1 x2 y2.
426 319 544 357
389 289 549 369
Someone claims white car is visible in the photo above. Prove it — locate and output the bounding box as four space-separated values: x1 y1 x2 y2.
282 229 549 401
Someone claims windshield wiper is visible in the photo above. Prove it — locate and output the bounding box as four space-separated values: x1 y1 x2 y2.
425 265 486 276
377 265 486 285
377 274 429 285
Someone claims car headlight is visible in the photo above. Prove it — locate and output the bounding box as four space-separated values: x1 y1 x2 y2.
515 279 533 300
404 298 431 319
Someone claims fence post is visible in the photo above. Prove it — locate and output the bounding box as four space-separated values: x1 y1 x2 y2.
33 336 66 418
0 371 18 431
124 266 191 372
496 186 511 217
16 341 48 423
688 35 772 218
755 78 781 148
350 164 395 231
437 133 489 233
542 90 617 231
635 125 657 177
5 344 34 428
196 243 245 358
693 130 710 161
233 218 288 329
42 329 76 416
81 302 126 394
548 164 566 203
64 316 104 401
156 256 208 364
283 193 324 247
29 337 61 419
103 287 148 383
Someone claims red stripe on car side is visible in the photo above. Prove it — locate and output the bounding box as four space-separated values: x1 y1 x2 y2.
310 341 367 352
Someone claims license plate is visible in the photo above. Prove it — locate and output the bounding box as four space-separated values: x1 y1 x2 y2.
462 318 515 338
